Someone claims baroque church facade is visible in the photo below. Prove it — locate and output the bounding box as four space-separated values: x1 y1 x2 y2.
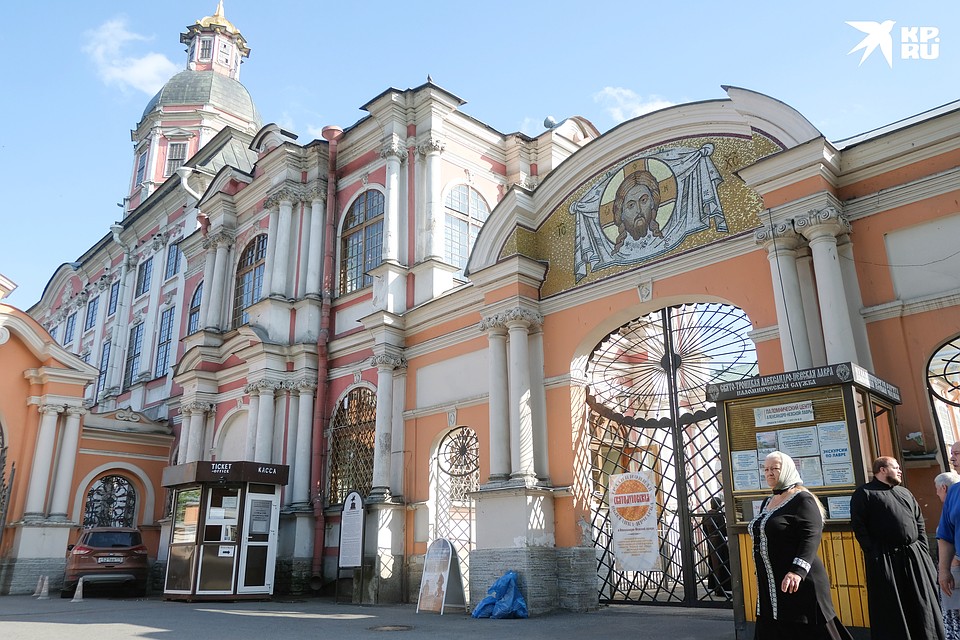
3 3 960 618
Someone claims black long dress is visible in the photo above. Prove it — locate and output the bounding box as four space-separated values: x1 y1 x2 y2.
749 490 853 640
850 478 946 640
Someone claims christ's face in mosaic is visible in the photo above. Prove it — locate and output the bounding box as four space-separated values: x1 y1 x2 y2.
620 183 657 240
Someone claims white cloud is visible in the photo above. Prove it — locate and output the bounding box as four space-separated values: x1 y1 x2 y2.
83 18 178 95
594 87 675 124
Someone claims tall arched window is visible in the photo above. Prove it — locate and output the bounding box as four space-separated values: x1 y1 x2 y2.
444 184 489 279
340 190 384 294
83 475 138 528
233 235 268 328
187 282 203 334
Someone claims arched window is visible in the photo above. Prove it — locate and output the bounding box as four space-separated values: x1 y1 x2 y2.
340 190 384 294
444 184 489 278
187 282 203 334
233 235 268 328
327 387 376 505
83 475 138 528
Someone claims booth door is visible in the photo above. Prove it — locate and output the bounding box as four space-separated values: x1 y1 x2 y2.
237 484 280 594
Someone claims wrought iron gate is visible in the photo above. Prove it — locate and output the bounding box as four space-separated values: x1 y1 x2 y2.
587 303 757 606
432 426 479 602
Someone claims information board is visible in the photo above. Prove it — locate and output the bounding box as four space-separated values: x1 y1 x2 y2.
338 491 364 569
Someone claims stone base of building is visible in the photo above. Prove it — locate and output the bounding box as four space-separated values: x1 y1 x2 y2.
470 546 597 615
0 557 66 595
275 556 313 595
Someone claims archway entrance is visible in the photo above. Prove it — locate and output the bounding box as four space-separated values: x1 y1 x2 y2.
587 302 757 606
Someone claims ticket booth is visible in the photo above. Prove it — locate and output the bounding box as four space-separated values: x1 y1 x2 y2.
707 362 902 639
161 461 289 601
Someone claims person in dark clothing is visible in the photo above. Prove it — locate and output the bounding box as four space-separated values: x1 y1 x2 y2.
703 496 731 595
851 456 945 640
750 451 853 640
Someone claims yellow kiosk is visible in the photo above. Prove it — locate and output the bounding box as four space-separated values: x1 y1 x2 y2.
708 362 902 639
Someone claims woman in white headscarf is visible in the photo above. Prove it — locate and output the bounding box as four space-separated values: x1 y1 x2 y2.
749 451 852 639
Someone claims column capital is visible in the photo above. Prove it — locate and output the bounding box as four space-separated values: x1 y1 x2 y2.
795 206 851 242
264 186 304 209
370 354 407 370
202 229 235 250
181 400 214 414
380 142 408 162
290 377 319 391
754 220 801 251
65 406 88 418
247 378 281 394
304 186 326 205
38 404 65 416
417 137 445 157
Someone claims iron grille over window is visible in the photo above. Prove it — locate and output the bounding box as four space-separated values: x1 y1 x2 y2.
233 236 268 327
327 387 376 505
83 475 137 528
340 191 384 294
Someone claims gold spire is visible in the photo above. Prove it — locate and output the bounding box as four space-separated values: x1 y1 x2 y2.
196 1 238 34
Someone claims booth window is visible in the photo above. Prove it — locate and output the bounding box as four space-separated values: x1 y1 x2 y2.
83 475 137 528
328 387 376 505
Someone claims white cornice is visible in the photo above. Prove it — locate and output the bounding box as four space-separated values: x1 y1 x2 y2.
863 288 960 323
842 166 960 221
737 138 840 196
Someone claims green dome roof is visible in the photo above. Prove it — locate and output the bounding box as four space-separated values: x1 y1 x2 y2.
141 70 260 128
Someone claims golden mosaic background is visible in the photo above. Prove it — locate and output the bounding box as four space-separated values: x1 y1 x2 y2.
501 132 782 299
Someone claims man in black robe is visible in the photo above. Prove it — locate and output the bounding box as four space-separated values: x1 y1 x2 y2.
850 456 945 640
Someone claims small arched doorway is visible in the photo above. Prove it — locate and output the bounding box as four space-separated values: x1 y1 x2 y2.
587 302 757 607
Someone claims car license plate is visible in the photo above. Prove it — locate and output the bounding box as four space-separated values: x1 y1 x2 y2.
97 557 123 564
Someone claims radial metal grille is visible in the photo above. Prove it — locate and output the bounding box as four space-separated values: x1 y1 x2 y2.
433 426 479 603
588 303 755 607
929 337 960 408
0 447 12 550
328 387 377 505
83 475 138 528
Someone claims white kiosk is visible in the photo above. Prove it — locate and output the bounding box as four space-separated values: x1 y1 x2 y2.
161 461 288 601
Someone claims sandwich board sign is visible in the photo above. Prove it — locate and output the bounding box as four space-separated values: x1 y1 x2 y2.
416 538 465 614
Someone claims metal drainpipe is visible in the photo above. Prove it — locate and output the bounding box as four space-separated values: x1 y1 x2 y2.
310 125 344 581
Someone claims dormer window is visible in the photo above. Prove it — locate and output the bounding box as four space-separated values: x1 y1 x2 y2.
199 37 213 61
165 142 187 177
135 150 148 186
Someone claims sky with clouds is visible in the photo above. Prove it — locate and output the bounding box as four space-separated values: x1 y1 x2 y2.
0 0 956 307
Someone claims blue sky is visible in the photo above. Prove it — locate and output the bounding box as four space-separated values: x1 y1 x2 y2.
0 1 956 308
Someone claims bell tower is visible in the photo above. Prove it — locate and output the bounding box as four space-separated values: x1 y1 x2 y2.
181 1 249 81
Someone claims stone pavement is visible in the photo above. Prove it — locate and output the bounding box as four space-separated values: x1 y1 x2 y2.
0 592 737 640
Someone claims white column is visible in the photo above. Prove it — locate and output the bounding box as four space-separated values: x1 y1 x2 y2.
271 196 295 297
837 234 874 370
205 232 233 331
797 208 858 365
186 402 211 463
244 384 260 461
419 138 445 260
23 405 63 519
255 381 277 463
756 223 812 371
528 323 550 481
105 255 135 394
48 407 86 520
261 207 279 299
370 354 402 501
796 248 827 366
305 194 325 297
198 239 217 329
177 407 191 464
381 143 406 263
506 309 537 481
483 320 511 481
292 379 316 505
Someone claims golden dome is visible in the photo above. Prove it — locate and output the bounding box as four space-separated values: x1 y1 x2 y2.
196 1 238 35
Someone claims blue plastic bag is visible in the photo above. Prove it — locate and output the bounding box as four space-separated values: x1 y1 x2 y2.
471 570 528 619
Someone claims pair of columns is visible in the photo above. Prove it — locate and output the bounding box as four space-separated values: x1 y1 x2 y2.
243 378 317 506
22 404 86 521
480 307 549 485
756 207 862 369
261 187 326 302
178 400 214 464
199 230 235 331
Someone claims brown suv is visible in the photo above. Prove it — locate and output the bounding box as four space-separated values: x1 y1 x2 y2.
61 527 149 598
